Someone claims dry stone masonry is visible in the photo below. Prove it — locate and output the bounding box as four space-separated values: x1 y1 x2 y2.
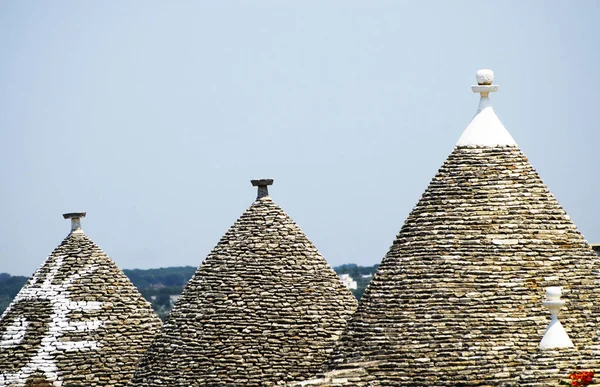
0 213 162 386
3 68 598 386
283 362 382 387
132 180 358 386
291 70 600 386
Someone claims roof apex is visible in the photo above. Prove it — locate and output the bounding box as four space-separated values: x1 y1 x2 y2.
456 69 517 147
251 179 273 199
63 212 86 234
0 220 161 385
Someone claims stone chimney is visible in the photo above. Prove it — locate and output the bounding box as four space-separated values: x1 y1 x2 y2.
251 179 273 199
63 212 86 234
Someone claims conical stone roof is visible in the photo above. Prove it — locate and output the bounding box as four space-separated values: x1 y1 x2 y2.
0 213 162 386
132 180 358 386
326 70 600 386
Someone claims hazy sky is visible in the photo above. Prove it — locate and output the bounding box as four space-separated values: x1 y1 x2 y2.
1 1 599 276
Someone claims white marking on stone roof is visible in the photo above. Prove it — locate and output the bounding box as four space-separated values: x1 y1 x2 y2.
456 69 517 147
0 255 104 385
0 317 28 347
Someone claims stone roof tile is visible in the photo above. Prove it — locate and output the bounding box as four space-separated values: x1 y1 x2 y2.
325 71 600 386
0 214 162 386
132 182 358 386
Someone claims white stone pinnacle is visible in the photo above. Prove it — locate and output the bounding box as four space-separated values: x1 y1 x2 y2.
539 286 574 349
476 69 494 85
455 69 517 147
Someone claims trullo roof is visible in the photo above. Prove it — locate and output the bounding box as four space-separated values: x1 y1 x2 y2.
132 180 358 386
323 70 600 386
0 212 162 386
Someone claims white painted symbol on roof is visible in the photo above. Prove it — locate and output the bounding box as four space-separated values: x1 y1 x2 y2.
0 256 104 386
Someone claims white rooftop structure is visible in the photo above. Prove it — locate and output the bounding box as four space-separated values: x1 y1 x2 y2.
539 287 574 349
456 69 517 147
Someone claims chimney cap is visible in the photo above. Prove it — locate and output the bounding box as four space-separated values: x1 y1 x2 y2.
251 179 274 187
251 179 273 199
63 212 86 234
63 212 87 219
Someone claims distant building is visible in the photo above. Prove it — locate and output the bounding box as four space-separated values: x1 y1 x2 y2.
338 273 358 290
169 294 180 305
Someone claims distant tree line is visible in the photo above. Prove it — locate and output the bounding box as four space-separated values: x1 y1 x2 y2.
122 266 197 320
123 266 197 289
0 273 28 315
0 264 378 321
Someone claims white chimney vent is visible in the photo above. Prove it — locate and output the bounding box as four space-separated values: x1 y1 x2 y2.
539 286 574 349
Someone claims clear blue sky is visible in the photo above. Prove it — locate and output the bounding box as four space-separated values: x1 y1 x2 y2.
1 1 598 276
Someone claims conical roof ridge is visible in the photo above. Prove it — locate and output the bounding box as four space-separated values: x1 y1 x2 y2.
0 213 162 386
133 180 357 386
327 70 600 386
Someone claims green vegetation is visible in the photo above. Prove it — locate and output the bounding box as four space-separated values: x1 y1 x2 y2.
0 273 28 315
123 266 197 289
0 264 377 321
122 266 197 320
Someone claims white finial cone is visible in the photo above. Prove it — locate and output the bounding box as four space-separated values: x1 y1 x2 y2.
539 287 574 350
455 69 517 147
540 319 574 349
